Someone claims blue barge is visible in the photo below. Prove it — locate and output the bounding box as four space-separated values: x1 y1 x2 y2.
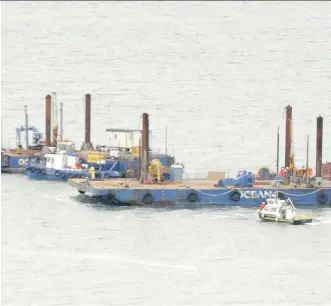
68 178 331 208
1 151 42 173
1 121 44 173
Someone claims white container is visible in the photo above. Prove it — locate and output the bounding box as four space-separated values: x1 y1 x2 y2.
170 163 184 182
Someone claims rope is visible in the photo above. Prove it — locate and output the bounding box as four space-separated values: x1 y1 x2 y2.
280 189 323 197
191 188 234 197
190 188 324 198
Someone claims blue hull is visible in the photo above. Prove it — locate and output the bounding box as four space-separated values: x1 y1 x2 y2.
27 168 120 182
1 154 32 173
27 169 89 182
70 180 331 208
27 172 66 181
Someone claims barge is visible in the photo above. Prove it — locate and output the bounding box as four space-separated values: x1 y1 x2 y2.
68 109 331 209
1 105 44 173
1 149 43 174
68 177 331 208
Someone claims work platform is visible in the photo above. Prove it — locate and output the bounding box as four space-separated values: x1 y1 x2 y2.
68 178 331 208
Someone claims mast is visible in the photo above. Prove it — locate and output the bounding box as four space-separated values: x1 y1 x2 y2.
276 126 280 175
60 102 63 141
1 117 3 148
275 126 281 200
24 105 29 150
165 126 168 156
306 134 309 185
51 92 59 149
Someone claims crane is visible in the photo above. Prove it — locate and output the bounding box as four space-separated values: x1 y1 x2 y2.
288 119 313 180
15 126 44 150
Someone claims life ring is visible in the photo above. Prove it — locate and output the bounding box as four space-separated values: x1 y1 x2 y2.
40 169 46 176
231 189 241 202
187 192 198 202
55 171 60 177
318 192 328 205
18 159 25 166
278 191 285 200
142 193 153 205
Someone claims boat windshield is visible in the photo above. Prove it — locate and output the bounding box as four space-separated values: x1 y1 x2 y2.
285 198 295 208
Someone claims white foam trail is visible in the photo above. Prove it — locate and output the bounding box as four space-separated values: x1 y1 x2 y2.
6 248 198 271
43 194 75 204
43 195 69 199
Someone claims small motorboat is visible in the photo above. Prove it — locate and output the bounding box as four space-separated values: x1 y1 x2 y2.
257 197 313 225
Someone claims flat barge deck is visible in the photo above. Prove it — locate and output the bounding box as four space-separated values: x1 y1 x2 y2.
68 178 331 208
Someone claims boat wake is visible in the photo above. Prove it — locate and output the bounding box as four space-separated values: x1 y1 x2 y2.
43 194 76 205
4 248 198 272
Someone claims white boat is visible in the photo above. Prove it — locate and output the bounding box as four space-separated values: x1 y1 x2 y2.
257 197 313 225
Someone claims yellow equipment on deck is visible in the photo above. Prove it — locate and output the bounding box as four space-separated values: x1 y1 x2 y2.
87 153 109 163
89 167 95 180
149 159 168 183
288 122 313 177
131 146 140 158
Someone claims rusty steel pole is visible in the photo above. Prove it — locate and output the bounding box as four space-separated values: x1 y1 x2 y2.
140 113 149 183
285 105 292 168
316 116 323 177
45 95 52 146
85 93 91 144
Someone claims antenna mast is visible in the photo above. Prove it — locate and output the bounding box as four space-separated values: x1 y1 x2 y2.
276 126 280 175
24 105 29 150
51 92 59 149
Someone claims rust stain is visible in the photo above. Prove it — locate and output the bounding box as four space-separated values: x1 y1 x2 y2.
316 116 323 177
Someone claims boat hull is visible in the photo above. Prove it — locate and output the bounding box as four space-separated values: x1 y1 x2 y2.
27 168 89 182
258 214 313 225
1 154 32 173
27 168 120 182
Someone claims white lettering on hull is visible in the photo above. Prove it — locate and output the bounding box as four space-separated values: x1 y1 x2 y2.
240 190 277 199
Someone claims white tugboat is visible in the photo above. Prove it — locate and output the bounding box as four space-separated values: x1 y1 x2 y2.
258 197 313 225
257 177 313 225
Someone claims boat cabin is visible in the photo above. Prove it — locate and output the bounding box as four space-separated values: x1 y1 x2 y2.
261 198 296 220
45 151 79 170
265 198 287 206
57 140 76 153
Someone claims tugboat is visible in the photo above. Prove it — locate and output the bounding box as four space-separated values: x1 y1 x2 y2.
257 197 313 225
27 140 121 181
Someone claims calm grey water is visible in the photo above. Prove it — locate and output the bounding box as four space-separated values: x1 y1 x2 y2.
2 1 331 305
